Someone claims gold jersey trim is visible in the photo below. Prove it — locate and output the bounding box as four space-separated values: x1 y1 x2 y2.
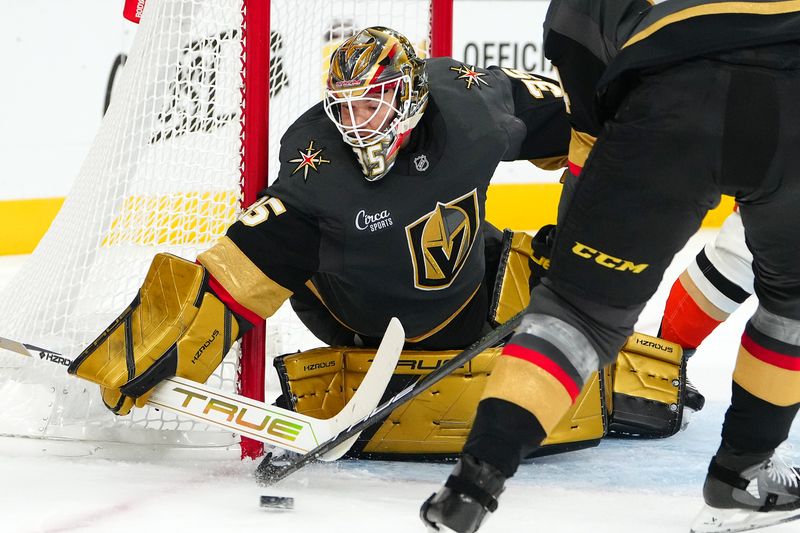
529 154 568 171
624 0 800 49
568 129 597 169
198 236 293 320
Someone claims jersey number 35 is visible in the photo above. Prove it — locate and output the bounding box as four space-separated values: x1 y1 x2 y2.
239 195 287 227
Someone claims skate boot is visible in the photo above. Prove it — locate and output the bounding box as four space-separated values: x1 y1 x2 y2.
681 349 705 414
690 452 800 532
684 378 706 413
420 454 506 533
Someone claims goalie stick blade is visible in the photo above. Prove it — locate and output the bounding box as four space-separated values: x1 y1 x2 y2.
0 337 69 364
690 505 800 533
254 310 525 487
0 337 33 357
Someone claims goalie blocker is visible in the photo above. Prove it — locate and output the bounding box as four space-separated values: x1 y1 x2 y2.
273 230 695 459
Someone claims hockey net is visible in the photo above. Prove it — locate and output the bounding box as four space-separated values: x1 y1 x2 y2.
0 0 450 457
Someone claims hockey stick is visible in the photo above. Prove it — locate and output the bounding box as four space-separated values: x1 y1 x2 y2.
254 309 526 485
0 317 404 460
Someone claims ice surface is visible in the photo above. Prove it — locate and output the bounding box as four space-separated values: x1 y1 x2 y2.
1 231 798 533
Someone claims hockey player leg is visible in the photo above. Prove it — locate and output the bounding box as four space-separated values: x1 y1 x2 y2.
660 210 752 352
68 253 247 414
419 399 531 533
691 307 800 533
420 289 619 533
659 210 752 415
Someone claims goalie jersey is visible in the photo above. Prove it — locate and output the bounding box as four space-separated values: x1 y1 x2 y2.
198 57 569 347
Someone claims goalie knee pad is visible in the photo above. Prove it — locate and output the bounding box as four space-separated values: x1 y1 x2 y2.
68 253 241 415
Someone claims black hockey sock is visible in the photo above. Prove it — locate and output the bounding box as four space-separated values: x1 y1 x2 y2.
721 382 799 455
463 398 546 478
713 440 773 473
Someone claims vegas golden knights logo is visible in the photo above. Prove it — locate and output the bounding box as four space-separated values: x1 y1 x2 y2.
405 189 480 290
331 40 377 81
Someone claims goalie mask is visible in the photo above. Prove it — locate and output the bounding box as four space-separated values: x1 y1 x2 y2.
324 26 429 181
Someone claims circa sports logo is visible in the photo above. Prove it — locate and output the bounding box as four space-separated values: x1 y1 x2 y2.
355 208 393 232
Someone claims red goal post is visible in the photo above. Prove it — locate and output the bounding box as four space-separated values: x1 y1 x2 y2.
238 0 454 459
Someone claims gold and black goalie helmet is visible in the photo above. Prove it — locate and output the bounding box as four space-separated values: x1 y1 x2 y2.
324 26 429 181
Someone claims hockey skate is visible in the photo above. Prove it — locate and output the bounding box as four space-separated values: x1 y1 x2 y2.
420 454 506 533
680 349 705 414
684 378 706 413
690 454 800 532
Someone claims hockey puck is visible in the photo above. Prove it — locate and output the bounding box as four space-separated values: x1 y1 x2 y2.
259 495 294 510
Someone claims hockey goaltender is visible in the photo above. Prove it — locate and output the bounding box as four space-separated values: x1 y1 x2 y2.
66 27 700 465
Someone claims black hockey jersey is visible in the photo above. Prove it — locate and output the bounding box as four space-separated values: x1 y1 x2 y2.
544 0 800 171
199 57 569 342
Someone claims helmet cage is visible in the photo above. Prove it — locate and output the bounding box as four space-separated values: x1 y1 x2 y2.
324 76 411 148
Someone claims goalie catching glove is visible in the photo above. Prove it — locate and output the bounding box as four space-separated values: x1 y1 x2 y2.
68 253 248 415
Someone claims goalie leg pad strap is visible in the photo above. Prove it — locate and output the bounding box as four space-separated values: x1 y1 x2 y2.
101 385 136 415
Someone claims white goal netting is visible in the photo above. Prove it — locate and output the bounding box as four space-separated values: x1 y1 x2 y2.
0 0 435 452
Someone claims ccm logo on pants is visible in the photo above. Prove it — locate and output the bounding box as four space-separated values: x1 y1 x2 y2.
572 242 649 273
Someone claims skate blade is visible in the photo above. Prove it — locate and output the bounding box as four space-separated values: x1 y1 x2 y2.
690 504 800 532
426 524 458 533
